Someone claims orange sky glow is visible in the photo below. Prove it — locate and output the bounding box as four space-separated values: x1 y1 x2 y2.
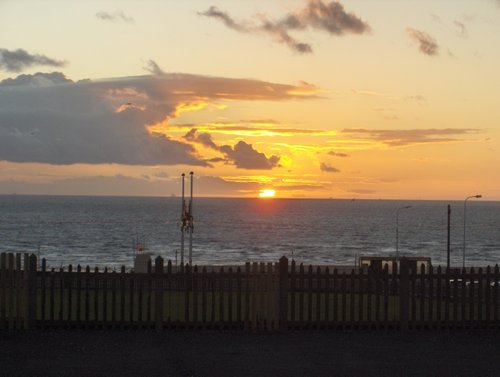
1 1 499 200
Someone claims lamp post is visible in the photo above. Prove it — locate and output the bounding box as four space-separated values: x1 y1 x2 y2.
463 194 482 269
396 206 412 260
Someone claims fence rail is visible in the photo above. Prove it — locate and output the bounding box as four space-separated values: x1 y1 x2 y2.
1 253 499 331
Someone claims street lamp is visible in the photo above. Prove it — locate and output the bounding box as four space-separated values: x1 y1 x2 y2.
396 206 412 260
463 194 482 269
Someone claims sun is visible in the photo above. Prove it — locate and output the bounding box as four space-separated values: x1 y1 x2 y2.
259 189 276 198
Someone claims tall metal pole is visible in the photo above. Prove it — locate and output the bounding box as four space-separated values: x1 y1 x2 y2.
180 173 185 270
188 171 194 266
396 206 412 260
447 204 451 270
463 194 482 269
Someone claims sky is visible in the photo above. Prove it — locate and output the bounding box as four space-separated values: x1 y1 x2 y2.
1 0 499 200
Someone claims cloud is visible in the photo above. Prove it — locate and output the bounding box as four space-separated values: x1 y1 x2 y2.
183 128 219 149
259 19 313 54
198 6 249 32
143 59 164 75
0 174 260 197
183 129 280 169
283 0 371 35
342 128 480 147
328 151 349 157
154 171 169 179
0 72 314 165
406 28 439 56
175 122 334 137
199 0 371 54
0 48 66 73
453 20 468 38
404 95 427 103
220 141 280 169
275 183 325 191
95 10 134 24
0 71 72 87
320 162 340 173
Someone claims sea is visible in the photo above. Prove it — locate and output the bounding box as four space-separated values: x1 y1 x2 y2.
0 195 499 270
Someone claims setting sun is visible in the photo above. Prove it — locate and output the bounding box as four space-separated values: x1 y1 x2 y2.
259 189 276 198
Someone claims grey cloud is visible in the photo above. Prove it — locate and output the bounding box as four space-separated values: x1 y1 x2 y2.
260 19 313 54
404 95 427 103
320 162 340 173
143 59 164 75
0 48 66 73
196 176 260 196
0 72 72 87
0 73 204 166
198 6 249 32
342 128 480 147
199 0 370 54
328 151 349 157
184 129 280 170
154 172 169 178
220 141 280 170
95 10 134 23
206 157 227 163
406 28 439 56
183 128 218 149
284 0 371 35
0 72 311 166
275 183 325 192
453 20 468 38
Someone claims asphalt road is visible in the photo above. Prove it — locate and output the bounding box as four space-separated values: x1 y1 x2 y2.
1 330 499 377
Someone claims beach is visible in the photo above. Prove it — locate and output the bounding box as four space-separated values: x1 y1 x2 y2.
2 330 499 377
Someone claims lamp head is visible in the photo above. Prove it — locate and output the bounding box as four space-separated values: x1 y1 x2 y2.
475 195 482 198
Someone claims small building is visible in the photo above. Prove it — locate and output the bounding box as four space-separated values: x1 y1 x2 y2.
134 252 152 273
133 240 152 273
359 256 431 273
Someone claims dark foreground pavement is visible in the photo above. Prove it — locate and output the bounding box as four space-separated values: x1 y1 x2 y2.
1 330 499 377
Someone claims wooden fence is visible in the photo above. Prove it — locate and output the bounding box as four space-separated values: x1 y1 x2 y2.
1 253 499 331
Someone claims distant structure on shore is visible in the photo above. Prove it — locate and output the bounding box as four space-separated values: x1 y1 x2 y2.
180 172 194 267
133 172 195 272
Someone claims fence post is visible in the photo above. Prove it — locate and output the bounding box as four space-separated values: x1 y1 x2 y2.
278 256 288 331
154 256 164 331
26 254 38 330
399 258 410 331
0 253 6 330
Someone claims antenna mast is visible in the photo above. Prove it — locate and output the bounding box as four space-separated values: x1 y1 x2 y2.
180 173 185 269
188 172 194 265
180 172 194 269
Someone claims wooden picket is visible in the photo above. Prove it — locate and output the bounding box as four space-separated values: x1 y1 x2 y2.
1 253 500 331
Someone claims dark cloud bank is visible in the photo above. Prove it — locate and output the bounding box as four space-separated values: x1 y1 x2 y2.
0 72 313 167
